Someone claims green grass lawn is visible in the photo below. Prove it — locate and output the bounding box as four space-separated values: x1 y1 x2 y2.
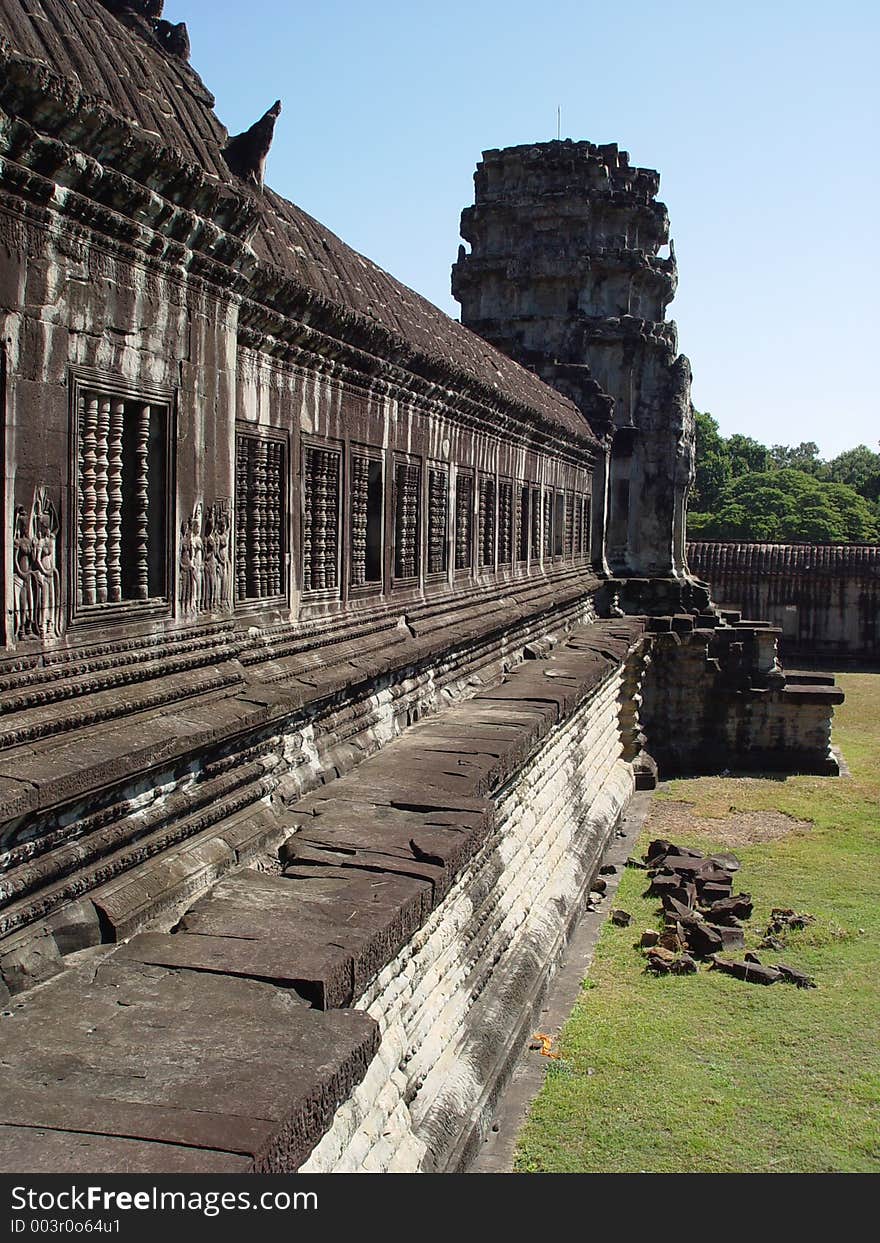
514 672 880 1173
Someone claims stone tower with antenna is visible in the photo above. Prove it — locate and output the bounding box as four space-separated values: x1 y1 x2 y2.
452 138 697 597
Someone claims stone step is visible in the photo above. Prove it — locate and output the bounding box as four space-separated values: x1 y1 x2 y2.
0 619 235 687
0 659 244 750
0 627 238 700
0 643 243 727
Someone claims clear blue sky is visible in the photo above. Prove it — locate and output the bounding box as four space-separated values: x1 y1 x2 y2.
184 0 878 459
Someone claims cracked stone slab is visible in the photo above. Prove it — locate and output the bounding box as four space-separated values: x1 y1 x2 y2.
113 930 357 1010
0 1125 251 1174
283 799 492 904
179 868 430 1001
0 957 379 1173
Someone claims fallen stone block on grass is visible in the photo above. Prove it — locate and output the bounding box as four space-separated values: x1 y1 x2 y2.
711 852 742 873
658 926 686 953
633 839 817 991
663 894 698 921
680 918 724 959
645 947 697 975
716 924 746 951
704 894 754 924
699 878 734 903
767 908 816 935
774 963 817 989
710 956 781 985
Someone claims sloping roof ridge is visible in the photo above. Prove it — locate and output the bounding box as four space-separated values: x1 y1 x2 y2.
254 187 593 435
0 0 598 446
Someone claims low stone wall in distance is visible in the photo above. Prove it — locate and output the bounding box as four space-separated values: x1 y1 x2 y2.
687 542 880 663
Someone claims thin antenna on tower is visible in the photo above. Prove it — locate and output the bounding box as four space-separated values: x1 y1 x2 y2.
557 106 561 140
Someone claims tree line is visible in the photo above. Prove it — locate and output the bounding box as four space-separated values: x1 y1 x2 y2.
687 412 879 543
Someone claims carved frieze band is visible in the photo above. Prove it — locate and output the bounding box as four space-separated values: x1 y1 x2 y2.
13 485 62 642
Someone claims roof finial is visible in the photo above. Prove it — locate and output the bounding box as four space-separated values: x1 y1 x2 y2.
155 19 190 60
222 100 282 188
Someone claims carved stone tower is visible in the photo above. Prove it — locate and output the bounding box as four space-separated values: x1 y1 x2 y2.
452 139 695 584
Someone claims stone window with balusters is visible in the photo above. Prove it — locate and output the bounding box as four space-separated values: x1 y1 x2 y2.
72 375 171 619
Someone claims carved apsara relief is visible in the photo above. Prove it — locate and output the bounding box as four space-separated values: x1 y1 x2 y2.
179 499 232 616
13 485 62 642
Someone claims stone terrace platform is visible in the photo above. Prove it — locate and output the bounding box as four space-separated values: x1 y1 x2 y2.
0 618 645 1173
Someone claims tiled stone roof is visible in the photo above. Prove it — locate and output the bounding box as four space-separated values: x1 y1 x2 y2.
0 0 597 446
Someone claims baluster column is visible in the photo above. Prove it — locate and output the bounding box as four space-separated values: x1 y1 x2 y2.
134 404 151 599
79 393 99 606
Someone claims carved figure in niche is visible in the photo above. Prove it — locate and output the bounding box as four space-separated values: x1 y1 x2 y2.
204 500 232 612
190 502 204 614
214 503 232 609
12 487 62 642
179 500 231 616
12 505 32 641
203 505 220 612
178 515 195 616
178 502 203 616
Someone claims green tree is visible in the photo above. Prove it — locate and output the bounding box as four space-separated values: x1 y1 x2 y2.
769 441 825 476
726 433 771 478
693 469 878 542
826 444 880 504
691 411 731 511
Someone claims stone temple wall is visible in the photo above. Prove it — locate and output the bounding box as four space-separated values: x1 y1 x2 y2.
0 618 649 1173
0 576 601 993
301 648 634 1172
0 0 846 1176
641 618 842 777
688 542 880 663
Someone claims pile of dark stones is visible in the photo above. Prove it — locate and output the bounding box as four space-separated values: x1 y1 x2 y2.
624 839 816 988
